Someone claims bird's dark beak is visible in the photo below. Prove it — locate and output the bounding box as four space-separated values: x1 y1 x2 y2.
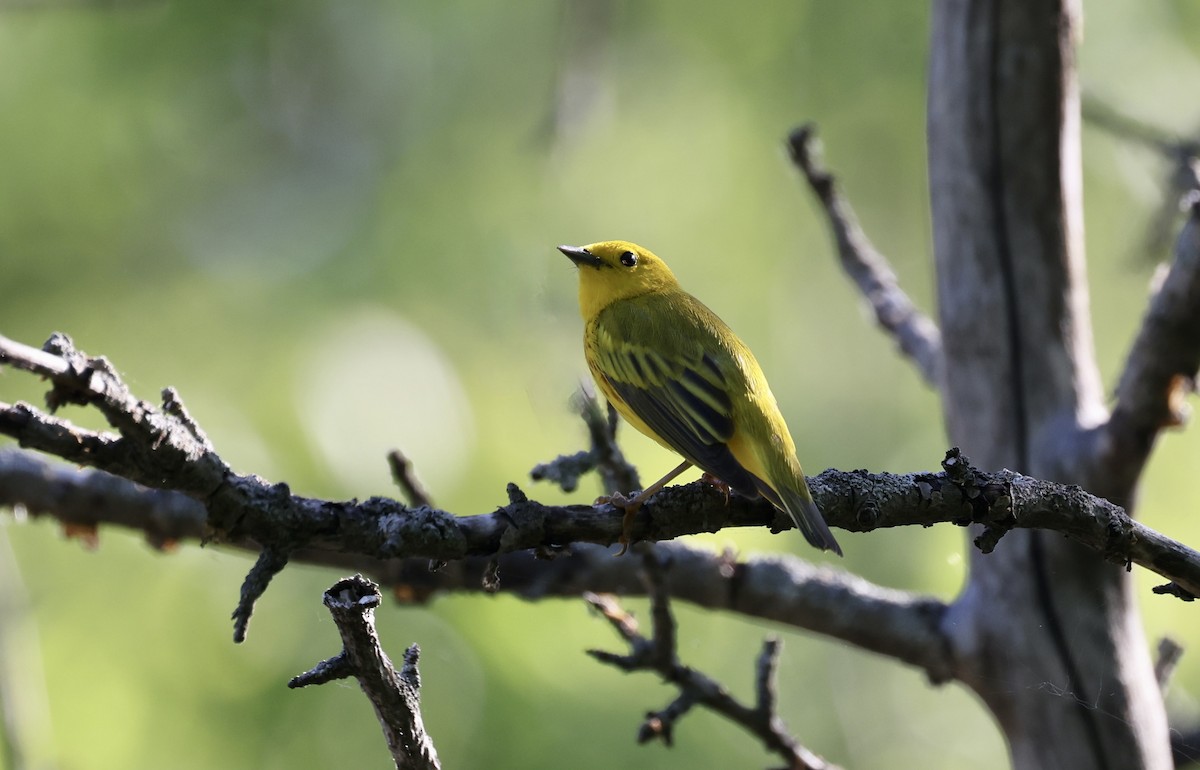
558 244 604 269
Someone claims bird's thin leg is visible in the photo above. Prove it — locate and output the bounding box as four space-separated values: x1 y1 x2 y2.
600 459 693 556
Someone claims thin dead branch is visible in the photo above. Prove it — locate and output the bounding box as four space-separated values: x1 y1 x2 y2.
787 124 943 388
290 575 440 770
586 550 838 770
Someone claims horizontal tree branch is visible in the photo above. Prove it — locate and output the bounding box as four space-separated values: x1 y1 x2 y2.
5 378 1199 599
2 329 1200 598
0 447 958 680
371 544 957 684
4 331 1200 671
0 444 206 549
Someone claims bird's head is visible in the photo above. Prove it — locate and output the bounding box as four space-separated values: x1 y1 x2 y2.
558 240 679 319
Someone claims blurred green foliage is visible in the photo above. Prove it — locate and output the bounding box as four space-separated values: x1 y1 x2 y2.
1 1 1198 768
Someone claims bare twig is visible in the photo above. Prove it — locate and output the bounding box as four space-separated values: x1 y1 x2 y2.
232 547 289 643
530 386 640 496
787 124 943 387
1083 95 1200 267
590 395 641 495
1154 637 1184 692
388 450 433 508
290 575 440 770
1083 96 1200 159
161 386 215 452
586 550 838 769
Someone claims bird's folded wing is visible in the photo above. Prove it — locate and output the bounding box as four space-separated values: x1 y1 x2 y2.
592 335 758 492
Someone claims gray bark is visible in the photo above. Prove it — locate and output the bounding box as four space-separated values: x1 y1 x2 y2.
929 0 1171 767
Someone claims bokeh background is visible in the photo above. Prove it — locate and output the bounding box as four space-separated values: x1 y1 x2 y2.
1 1 1199 768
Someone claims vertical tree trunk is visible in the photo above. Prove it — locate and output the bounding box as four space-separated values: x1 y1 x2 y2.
928 0 1171 767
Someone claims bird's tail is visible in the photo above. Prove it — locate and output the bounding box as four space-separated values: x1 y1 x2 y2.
742 440 842 555
776 483 842 556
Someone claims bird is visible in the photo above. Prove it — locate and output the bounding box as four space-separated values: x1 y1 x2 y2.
558 240 842 556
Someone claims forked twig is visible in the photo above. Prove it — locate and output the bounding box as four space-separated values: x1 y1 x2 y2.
586 550 839 770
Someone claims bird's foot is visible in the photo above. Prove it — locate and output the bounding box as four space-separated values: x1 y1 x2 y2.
700 472 731 505
595 491 644 557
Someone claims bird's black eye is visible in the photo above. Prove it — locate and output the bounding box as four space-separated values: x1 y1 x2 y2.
619 251 638 267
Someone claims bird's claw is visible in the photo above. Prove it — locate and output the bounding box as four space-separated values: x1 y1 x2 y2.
595 491 644 557
700 472 731 505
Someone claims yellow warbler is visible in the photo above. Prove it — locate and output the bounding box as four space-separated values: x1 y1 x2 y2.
559 240 841 556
